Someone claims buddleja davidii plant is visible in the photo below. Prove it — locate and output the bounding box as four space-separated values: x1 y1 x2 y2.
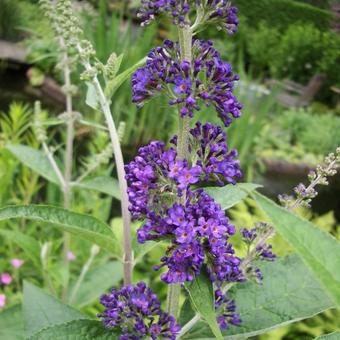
2 1 338 339
99 1 277 339
58 1 338 339
100 2 340 339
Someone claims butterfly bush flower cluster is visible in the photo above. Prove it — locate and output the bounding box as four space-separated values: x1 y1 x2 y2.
100 0 277 337
138 0 239 34
132 40 242 127
99 281 180 340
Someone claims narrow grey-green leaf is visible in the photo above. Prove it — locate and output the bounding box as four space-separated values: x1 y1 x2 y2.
0 305 24 340
69 261 123 307
253 192 340 306
182 255 334 339
205 183 261 210
23 281 87 338
315 332 340 340
185 269 223 340
29 320 117 340
134 241 160 265
7 144 60 184
105 57 146 98
74 176 120 200
0 205 118 254
0 229 40 269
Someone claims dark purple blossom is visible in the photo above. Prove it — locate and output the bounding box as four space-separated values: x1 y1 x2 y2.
138 1 239 34
125 141 201 220
132 39 242 127
143 189 242 284
125 124 241 220
215 289 241 330
98 281 181 339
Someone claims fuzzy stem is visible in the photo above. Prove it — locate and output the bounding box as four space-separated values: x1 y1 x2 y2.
57 36 76 301
78 45 133 285
166 23 193 319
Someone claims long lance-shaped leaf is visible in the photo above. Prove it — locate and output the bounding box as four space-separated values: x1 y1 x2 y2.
181 255 335 339
185 269 223 340
7 144 60 184
29 320 118 340
23 281 87 338
253 192 340 307
205 183 261 210
0 205 119 254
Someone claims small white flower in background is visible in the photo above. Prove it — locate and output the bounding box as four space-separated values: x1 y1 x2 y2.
0 294 6 309
11 258 25 269
67 251 76 262
0 273 12 285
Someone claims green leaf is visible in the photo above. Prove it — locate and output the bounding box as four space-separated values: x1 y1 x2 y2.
315 332 340 340
7 144 60 184
23 281 87 338
0 205 118 254
185 269 223 340
29 320 117 340
74 176 121 200
179 299 196 326
182 255 334 339
205 183 261 210
253 192 340 307
104 57 147 98
69 261 123 307
0 229 40 269
134 241 160 265
0 305 24 340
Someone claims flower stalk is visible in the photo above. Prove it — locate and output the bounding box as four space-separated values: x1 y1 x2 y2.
166 21 193 318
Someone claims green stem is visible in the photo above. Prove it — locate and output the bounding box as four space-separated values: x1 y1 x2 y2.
166 22 193 319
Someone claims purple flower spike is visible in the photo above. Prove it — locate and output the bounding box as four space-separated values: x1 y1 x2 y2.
132 40 242 127
98 282 181 339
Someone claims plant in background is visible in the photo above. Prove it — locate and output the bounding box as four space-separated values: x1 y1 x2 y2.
0 1 339 340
